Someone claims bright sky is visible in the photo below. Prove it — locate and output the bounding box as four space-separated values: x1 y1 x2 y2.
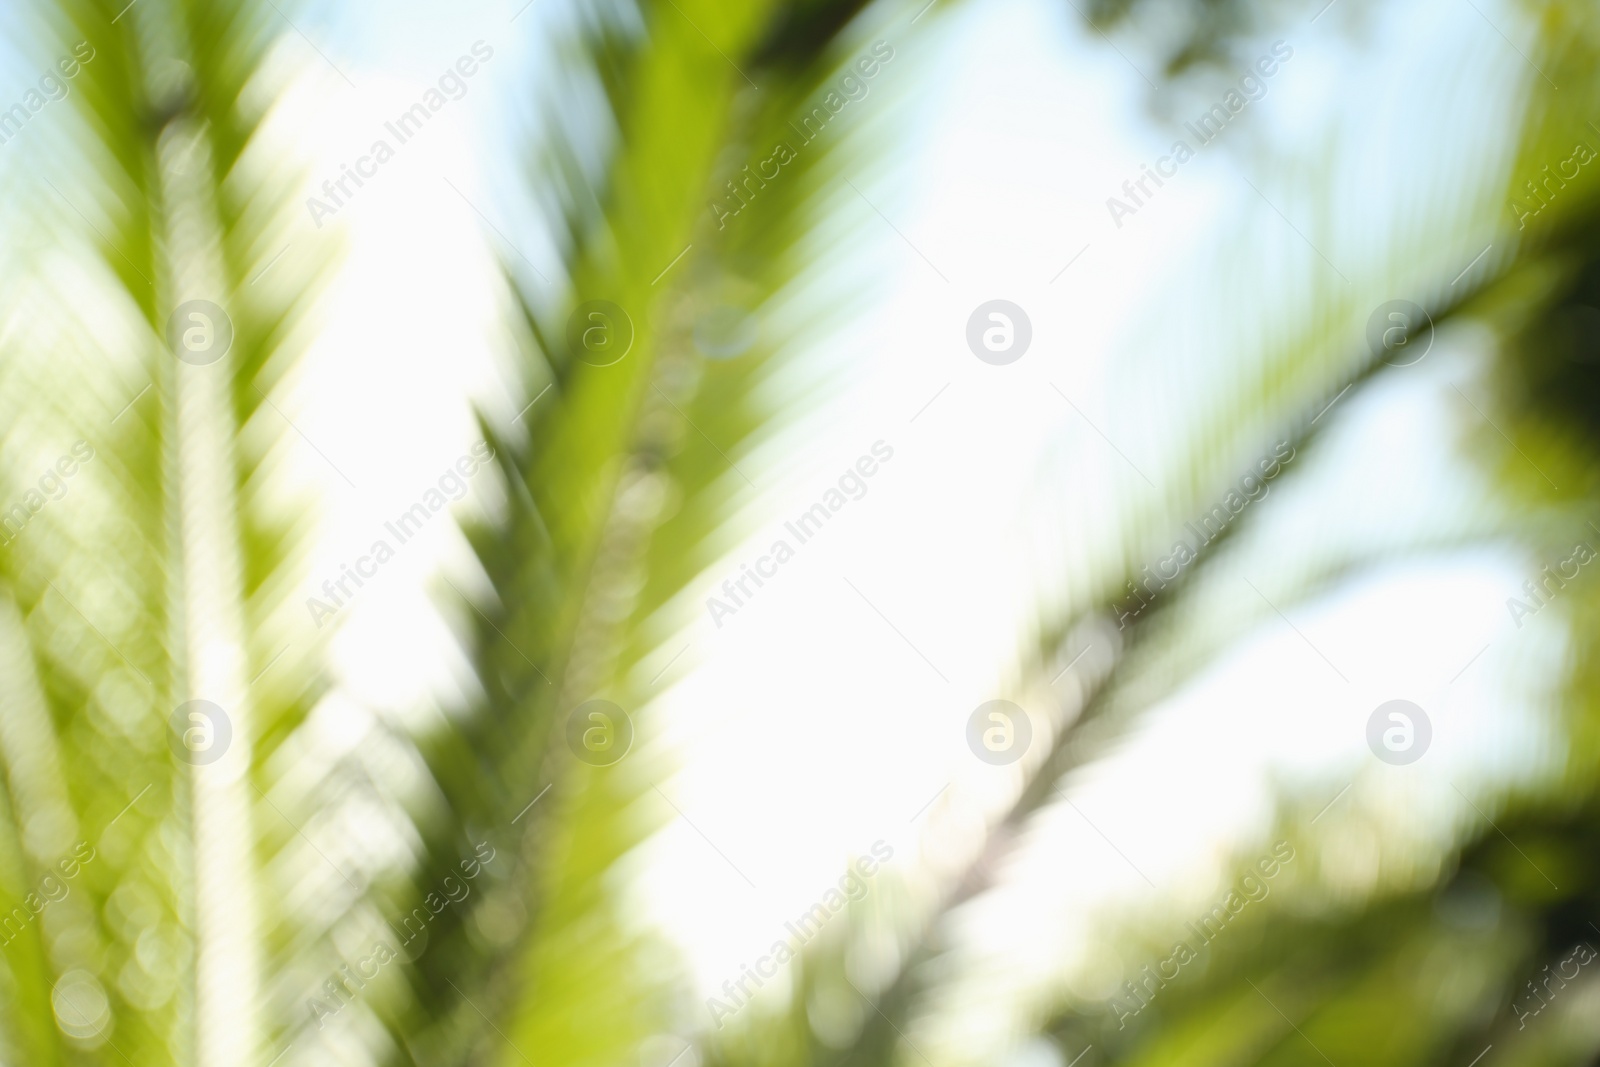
242 0 1565 1062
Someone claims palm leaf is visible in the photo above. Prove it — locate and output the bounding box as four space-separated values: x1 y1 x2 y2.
702 2 1600 1066
358 4 894 1066
0 1 331 1064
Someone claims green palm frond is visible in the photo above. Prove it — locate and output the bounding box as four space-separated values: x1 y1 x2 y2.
358 3 899 1066
702 3 1600 1067
1023 4 1600 1067
0 0 333 1064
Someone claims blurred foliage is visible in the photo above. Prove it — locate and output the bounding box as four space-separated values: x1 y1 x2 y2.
10 1 1600 1067
0 0 889 1065
385 1 890 1065
704 4 1600 1067
0 0 329 1062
